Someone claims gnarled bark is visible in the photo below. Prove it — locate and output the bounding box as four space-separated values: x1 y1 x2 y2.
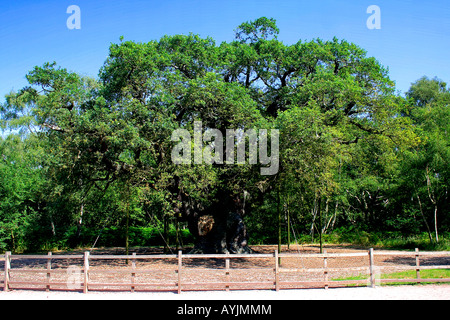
175 186 252 254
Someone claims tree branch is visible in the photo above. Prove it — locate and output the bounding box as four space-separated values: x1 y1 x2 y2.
41 122 65 132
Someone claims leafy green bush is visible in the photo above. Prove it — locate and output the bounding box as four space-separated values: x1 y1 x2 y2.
17 224 194 252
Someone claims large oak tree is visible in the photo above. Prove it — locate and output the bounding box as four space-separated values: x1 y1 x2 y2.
1 17 415 253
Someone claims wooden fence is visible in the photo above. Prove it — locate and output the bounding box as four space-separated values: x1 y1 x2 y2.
1 249 449 293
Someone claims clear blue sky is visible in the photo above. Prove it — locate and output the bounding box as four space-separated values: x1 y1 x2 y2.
1 0 449 103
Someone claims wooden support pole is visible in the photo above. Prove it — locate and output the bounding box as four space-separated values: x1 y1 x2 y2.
177 250 182 294
131 252 136 292
369 248 375 288
4 251 11 292
415 248 421 284
323 249 328 290
83 251 89 293
275 250 279 292
46 252 52 292
225 253 230 292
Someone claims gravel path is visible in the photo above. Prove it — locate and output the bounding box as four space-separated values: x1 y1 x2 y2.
1 284 449 300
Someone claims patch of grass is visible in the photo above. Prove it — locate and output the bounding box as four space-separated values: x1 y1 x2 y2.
379 269 450 285
335 269 450 286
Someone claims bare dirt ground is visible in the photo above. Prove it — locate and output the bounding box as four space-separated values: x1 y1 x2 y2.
1 244 449 297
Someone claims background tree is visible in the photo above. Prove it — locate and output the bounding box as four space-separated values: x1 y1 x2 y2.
398 77 450 243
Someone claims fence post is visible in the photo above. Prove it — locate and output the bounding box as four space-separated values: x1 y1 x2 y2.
225 253 230 292
177 250 182 294
131 252 136 292
323 250 328 290
46 252 52 292
274 250 279 291
415 248 420 284
83 251 89 293
4 251 11 292
369 248 375 288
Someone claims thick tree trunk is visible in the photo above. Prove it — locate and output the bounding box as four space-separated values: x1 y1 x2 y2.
188 211 252 254
175 186 252 254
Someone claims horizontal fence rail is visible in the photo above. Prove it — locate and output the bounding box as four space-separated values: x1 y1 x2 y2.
1 249 449 293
